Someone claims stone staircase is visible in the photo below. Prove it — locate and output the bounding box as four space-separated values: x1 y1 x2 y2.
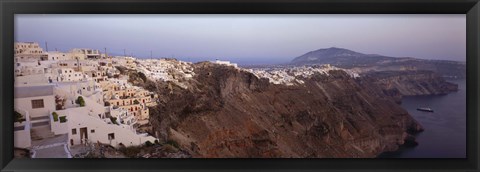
30 125 55 141
29 116 55 140
31 116 50 124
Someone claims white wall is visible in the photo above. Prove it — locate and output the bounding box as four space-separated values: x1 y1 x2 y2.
50 110 69 135
14 95 56 118
14 129 32 148
14 109 32 148
65 107 156 148
15 75 49 86
47 52 73 61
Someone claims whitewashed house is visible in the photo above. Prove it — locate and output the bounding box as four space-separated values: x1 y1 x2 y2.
14 85 56 119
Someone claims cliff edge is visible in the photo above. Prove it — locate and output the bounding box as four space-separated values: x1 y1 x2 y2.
147 62 424 158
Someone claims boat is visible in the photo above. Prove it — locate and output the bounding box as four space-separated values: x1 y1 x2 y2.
417 107 434 112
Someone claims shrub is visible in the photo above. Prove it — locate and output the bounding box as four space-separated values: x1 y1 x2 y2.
133 100 140 104
145 141 153 147
76 96 85 107
52 112 59 122
55 95 66 110
166 140 179 148
59 116 67 123
14 110 25 123
110 117 118 125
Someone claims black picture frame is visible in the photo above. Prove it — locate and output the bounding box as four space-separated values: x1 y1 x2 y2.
1 0 479 171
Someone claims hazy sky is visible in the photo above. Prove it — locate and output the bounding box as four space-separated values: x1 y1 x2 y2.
15 14 466 65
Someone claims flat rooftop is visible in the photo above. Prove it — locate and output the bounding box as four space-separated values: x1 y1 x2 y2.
15 85 54 98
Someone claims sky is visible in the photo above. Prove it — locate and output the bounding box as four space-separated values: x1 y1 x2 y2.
15 14 466 65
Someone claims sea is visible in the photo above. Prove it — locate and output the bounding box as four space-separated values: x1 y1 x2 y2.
378 79 467 158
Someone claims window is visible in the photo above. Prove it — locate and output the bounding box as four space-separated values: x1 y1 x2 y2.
72 129 77 135
91 129 95 133
108 133 115 140
31 99 44 109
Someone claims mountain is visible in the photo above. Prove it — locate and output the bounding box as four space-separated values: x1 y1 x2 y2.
291 47 394 67
291 47 466 78
143 62 423 158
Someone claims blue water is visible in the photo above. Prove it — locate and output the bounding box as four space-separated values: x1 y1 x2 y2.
379 79 466 158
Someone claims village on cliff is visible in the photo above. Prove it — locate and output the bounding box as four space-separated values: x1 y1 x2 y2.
13 42 360 158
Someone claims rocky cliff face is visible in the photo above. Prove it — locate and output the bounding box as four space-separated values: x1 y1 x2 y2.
363 70 458 100
148 62 423 158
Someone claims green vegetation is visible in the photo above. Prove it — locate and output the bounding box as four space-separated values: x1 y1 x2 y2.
52 112 59 122
14 110 25 123
76 96 85 107
110 117 118 125
59 116 67 123
134 100 140 104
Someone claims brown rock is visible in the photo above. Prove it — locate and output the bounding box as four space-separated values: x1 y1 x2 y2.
148 63 423 158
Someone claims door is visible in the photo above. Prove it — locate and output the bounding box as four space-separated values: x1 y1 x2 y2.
80 127 88 144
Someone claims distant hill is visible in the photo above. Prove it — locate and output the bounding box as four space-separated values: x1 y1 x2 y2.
291 47 395 67
290 47 466 78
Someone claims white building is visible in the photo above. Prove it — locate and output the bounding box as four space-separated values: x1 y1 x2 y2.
47 51 73 61
56 68 85 82
69 48 101 60
214 60 238 68
13 43 159 153
50 102 155 148
14 85 56 149
14 85 56 119
14 42 48 62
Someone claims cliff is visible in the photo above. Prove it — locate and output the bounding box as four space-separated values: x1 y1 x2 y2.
363 70 458 100
147 62 423 158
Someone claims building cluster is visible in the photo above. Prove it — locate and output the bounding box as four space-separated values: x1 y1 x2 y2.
13 42 361 158
213 59 238 68
13 42 158 156
250 64 360 86
136 59 196 89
